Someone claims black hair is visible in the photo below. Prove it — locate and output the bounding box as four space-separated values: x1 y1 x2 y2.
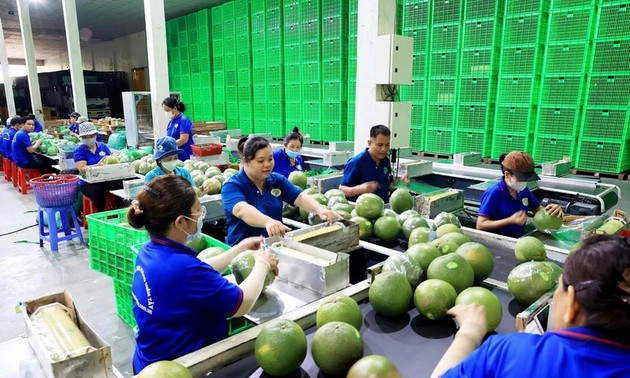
284 126 303 146
162 97 186 113
562 235 630 343
70 112 81 119
237 136 249 156
240 136 271 162
370 124 391 139
127 175 196 237
10 116 24 127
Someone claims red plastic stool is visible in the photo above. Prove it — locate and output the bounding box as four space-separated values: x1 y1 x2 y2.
82 193 117 228
3 157 12 182
11 160 18 187
16 167 41 195
0 156 3 172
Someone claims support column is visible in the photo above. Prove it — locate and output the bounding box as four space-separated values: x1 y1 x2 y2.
143 0 170 139
16 0 44 124
354 0 397 154
0 17 16 116
61 0 87 117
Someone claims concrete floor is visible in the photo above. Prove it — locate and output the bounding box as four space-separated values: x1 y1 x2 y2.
0 170 627 378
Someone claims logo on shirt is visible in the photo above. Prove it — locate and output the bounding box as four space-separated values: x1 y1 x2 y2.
133 266 154 315
174 123 179 128
99 151 106 156
271 188 282 197
383 167 389 175
522 198 529 207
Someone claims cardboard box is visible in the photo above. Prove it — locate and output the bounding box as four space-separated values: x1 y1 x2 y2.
83 163 136 183
122 178 145 199
21 291 114 378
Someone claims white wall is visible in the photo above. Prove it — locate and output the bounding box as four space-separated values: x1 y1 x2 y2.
41 30 149 86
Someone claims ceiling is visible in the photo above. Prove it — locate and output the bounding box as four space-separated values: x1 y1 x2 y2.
0 0 228 62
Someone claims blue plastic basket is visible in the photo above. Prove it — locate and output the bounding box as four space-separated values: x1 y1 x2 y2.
30 174 80 207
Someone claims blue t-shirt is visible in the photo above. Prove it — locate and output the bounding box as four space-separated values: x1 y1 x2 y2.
3 128 18 160
442 327 630 378
478 177 540 238
340 148 392 203
144 165 194 186
166 113 194 160
272 148 304 178
68 122 80 135
73 142 111 166
132 236 243 373
12 130 35 167
222 170 303 245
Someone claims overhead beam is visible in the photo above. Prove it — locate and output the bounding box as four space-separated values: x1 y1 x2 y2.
7 58 45 66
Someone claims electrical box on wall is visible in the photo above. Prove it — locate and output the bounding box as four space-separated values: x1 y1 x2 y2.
374 35 413 85
373 102 412 148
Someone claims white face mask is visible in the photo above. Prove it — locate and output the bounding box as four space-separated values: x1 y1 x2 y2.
165 111 173 120
181 207 206 243
161 160 178 172
82 137 96 147
509 177 528 192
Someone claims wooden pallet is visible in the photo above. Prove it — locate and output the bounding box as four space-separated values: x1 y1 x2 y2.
416 151 452 159
571 169 630 180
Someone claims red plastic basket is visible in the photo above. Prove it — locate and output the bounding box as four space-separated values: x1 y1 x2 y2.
191 143 223 156
30 174 80 208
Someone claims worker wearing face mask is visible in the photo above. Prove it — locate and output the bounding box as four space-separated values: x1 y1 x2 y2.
272 126 304 178
162 97 194 160
476 151 563 238
74 122 123 212
144 136 195 186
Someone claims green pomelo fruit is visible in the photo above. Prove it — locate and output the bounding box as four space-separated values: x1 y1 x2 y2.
282 202 298 218
427 254 475 293
327 195 349 207
456 286 503 332
402 217 430 240
368 272 413 317
374 216 402 243
288 171 308 189
350 216 373 240
406 243 442 274
255 319 307 377
382 253 423 289
331 203 354 214
514 236 547 262
399 209 420 225
316 294 363 331
311 322 364 376
389 188 414 214
414 279 457 320
355 193 385 221
324 188 346 199
435 223 462 238
433 212 461 230
533 209 563 233
137 361 192 378
229 251 276 289
439 232 471 247
431 238 460 255
408 227 430 247
541 261 563 282
347 355 402 378
456 242 495 282
507 261 558 305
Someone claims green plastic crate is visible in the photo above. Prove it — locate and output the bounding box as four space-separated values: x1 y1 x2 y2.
503 14 549 47
266 8 282 30
303 102 321 122
505 0 550 16
403 1 429 28
535 106 581 136
432 0 462 24
300 0 320 21
430 51 460 77
576 138 630 173
459 77 491 103
267 101 285 120
498 46 539 75
591 40 630 73
460 48 497 77
304 121 322 141
539 75 585 106
284 22 300 44
321 15 348 39
322 101 346 122
400 79 425 102
403 27 429 55
253 102 267 120
464 0 503 20
322 81 344 100
411 53 427 79
496 76 537 105
543 43 590 74
553 0 595 10
548 7 596 43
285 101 302 120
302 82 320 100
238 101 252 119
427 104 455 129
322 38 346 61
113 279 137 330
585 74 630 107
425 127 454 155
300 41 321 63
251 13 265 33
457 104 493 131
301 19 321 43
494 105 536 134
580 107 630 140
266 27 282 47
596 3 630 40
410 127 425 152
411 103 424 128
321 122 346 142
431 23 461 51
533 135 576 163
454 129 491 156
226 102 239 120
322 59 345 80
462 19 496 47
491 132 533 159
284 2 300 24
284 44 301 64
428 79 456 103
301 62 321 83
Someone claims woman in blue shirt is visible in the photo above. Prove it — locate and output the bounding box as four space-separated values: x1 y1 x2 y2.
67 112 82 137
433 234 630 378
272 126 304 178
222 136 340 245
162 97 194 160
74 122 122 212
127 175 278 373
144 136 194 186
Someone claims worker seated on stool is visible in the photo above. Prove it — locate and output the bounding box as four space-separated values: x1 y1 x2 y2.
11 117 58 174
476 151 563 238
67 112 82 137
74 122 123 212
144 136 195 186
2 116 22 161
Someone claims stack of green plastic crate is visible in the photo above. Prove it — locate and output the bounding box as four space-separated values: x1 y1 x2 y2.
454 0 504 157
300 0 322 141
400 0 430 152
532 0 599 164
266 0 285 138
284 1 303 134
251 1 267 133
424 0 463 154
223 3 239 129
321 0 348 142
235 0 253 134
492 0 551 160
576 1 630 173
166 16 195 119
190 10 214 122
347 0 358 141
212 6 226 122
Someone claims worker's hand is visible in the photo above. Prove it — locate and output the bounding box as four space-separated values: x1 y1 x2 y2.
254 248 279 276
97 156 107 166
265 219 291 238
510 211 528 226
363 181 379 194
545 204 564 218
34 139 43 147
317 207 344 223
236 236 264 254
447 304 488 340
